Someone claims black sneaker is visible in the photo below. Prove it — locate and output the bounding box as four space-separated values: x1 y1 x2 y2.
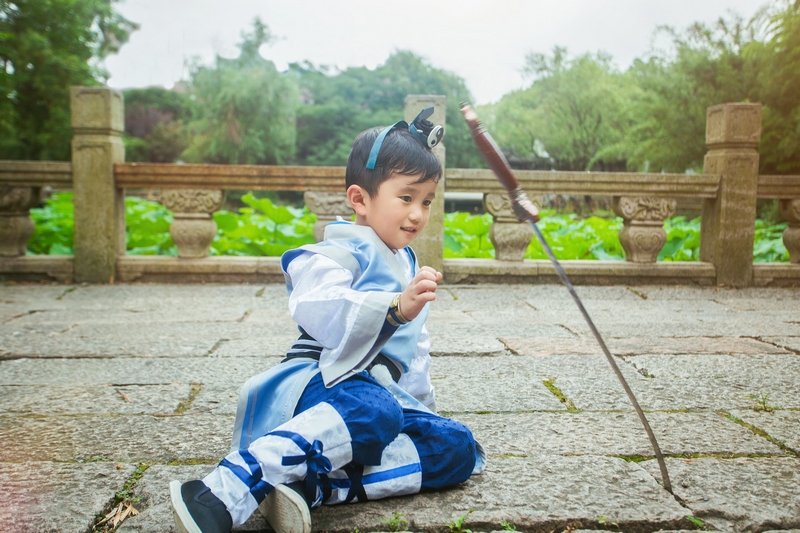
169 479 233 533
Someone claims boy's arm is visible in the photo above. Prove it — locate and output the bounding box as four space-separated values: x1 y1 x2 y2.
286 252 399 386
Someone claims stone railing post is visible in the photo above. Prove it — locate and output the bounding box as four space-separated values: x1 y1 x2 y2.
161 189 225 258
780 199 800 264
484 193 535 261
701 103 762 286
612 197 677 263
405 95 445 272
303 192 351 242
71 87 125 283
0 187 43 256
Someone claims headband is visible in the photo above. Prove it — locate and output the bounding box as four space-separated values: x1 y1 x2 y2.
365 107 444 170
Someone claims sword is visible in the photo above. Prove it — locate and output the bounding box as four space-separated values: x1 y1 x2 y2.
460 103 673 494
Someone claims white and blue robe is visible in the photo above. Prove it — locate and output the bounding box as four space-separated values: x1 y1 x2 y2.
203 221 485 527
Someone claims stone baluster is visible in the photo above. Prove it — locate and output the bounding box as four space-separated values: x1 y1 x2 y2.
612 196 677 263
780 199 800 264
701 103 762 286
484 193 536 261
71 87 126 282
0 187 44 256
303 192 352 242
161 189 225 258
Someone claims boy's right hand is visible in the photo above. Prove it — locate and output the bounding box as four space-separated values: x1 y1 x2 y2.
399 266 443 322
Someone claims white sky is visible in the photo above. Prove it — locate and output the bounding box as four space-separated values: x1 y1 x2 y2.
105 0 768 105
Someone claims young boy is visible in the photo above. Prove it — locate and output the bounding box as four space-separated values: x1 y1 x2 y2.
170 108 485 533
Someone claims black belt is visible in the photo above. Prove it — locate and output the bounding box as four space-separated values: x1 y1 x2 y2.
282 351 402 383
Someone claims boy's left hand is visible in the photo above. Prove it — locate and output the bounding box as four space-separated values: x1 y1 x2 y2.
399 266 442 321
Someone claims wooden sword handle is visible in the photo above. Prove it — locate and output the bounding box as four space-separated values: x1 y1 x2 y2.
460 103 540 223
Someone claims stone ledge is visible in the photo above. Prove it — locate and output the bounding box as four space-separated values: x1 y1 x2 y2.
444 259 716 285
0 255 73 282
116 255 284 283
753 263 800 287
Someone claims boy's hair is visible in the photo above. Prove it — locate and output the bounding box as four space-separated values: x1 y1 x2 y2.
345 126 442 198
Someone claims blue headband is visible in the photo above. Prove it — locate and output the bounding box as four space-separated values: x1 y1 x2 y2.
365 107 444 170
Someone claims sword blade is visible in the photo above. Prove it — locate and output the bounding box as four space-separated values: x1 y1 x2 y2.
527 219 673 494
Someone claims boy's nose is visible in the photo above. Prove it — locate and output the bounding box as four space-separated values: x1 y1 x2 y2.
408 205 422 222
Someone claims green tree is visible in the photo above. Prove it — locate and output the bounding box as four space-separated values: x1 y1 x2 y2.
0 0 137 160
122 86 194 162
754 0 800 174
622 12 762 172
182 19 299 165
487 47 637 171
289 51 484 168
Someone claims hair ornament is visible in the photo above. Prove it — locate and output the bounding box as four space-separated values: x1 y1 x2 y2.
365 107 444 170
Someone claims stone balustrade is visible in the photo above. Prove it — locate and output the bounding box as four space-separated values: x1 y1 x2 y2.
161 189 225 258
303 192 351 242
1 88 799 286
612 196 677 263
0 186 43 257
780 199 800 264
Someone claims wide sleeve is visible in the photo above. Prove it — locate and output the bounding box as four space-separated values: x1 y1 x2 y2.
286 252 398 387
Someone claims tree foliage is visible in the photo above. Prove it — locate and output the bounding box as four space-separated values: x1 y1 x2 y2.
181 19 299 165
0 0 137 160
290 51 485 168
121 86 194 162
485 48 637 171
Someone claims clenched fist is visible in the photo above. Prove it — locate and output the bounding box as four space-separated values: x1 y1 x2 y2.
398 266 442 322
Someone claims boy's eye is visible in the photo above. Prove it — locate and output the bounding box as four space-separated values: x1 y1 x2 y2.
400 196 412 202
422 200 432 207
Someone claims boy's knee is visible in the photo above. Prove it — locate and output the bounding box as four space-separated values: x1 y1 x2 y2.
403 413 477 489
297 373 403 465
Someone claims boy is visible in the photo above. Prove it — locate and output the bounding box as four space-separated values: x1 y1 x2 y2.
170 108 485 533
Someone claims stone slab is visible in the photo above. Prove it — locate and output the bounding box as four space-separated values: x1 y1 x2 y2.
191 384 242 416
209 336 302 357
2 306 252 326
0 414 233 463
115 465 214 533
453 411 784 457
730 409 800 453
627 286 800 301
761 336 800 354
0 461 135 533
432 354 640 381
0 383 191 415
0 321 297 358
557 374 800 412
640 457 800 532
313 455 688 532
543 314 800 339
557 353 800 411
502 336 789 356
430 355 634 413
0 356 282 386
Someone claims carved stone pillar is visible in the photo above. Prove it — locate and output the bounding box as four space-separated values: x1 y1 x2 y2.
303 192 352 242
161 189 225 258
613 196 677 263
484 193 536 261
779 199 800 264
701 103 762 286
0 187 43 257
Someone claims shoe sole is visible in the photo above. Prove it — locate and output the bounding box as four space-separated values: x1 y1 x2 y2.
169 480 203 533
259 484 312 533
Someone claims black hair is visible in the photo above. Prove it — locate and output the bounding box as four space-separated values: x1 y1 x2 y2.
345 126 442 198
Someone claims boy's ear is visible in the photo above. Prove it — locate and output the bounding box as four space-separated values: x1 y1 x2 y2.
347 185 368 216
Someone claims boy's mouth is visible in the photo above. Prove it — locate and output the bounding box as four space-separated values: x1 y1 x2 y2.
401 226 417 234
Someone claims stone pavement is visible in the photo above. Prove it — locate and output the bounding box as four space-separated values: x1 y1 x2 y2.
0 282 799 533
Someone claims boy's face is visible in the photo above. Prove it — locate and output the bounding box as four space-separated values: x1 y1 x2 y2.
348 172 438 250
